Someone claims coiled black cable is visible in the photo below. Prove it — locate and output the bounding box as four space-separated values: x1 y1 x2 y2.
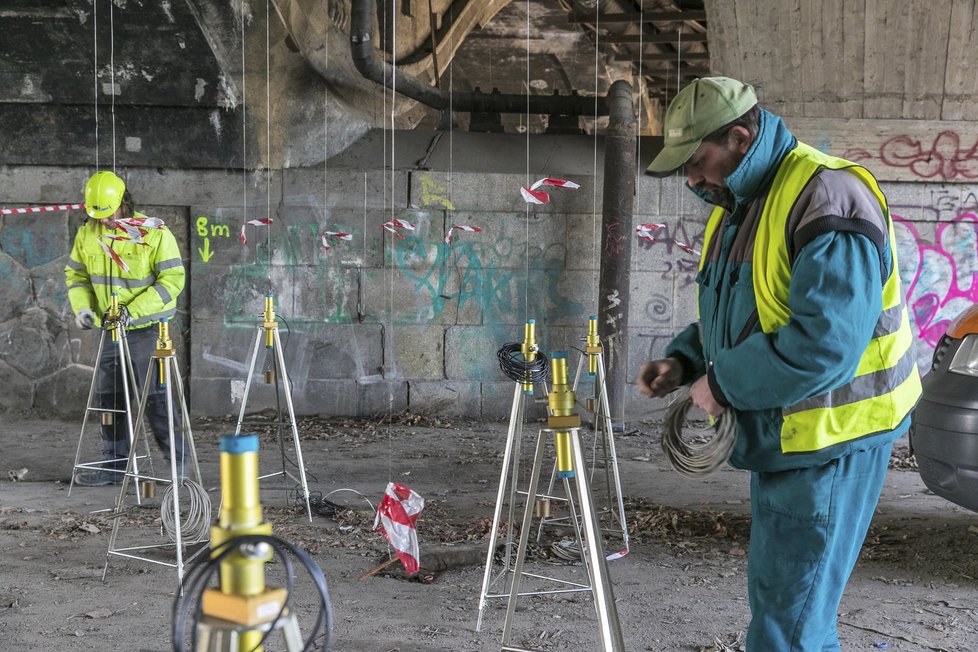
496 342 549 385
172 534 333 652
661 391 737 477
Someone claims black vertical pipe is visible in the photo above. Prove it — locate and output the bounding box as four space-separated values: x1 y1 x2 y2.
598 79 636 425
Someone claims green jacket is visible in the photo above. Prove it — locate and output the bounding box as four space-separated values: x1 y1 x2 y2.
65 211 185 329
666 110 915 471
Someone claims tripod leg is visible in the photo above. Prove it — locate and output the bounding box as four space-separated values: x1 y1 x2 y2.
500 429 547 647
103 351 157 581
596 353 628 550
476 384 523 632
70 329 108 496
570 429 625 651
272 328 312 521
234 327 265 436
170 358 202 486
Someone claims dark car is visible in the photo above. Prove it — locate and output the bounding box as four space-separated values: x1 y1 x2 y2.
910 304 978 512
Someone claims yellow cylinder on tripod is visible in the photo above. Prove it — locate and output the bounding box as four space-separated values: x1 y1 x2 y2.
108 292 121 342
263 294 276 349
206 434 274 651
549 352 576 478
520 319 537 395
586 315 600 376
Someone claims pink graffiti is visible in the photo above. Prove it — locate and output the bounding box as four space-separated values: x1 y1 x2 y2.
894 213 978 350
845 132 978 181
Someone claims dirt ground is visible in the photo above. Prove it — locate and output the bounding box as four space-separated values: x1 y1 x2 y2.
1 410 977 652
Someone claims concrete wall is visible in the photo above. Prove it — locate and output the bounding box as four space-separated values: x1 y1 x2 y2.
1 148 972 422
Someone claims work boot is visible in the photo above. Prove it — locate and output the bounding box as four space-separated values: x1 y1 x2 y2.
73 469 124 487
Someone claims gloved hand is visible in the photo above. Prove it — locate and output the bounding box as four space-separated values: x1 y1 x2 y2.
102 306 133 330
74 308 96 330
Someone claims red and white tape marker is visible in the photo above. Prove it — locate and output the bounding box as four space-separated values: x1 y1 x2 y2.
109 216 165 245
382 218 416 240
520 177 580 205
445 224 482 244
96 239 130 272
674 240 700 256
96 217 168 270
240 218 273 244
635 222 665 243
321 230 353 251
0 203 85 216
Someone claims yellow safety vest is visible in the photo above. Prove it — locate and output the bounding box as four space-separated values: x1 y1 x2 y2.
700 142 921 453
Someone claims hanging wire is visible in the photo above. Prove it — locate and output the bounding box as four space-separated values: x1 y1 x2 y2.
109 0 117 171
241 0 249 263
523 0 530 324
674 30 686 239
386 0 396 483
590 3 600 311
93 0 99 170
635 1 644 187
266 0 272 265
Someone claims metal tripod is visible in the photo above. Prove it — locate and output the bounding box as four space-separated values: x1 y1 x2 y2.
103 319 206 584
499 353 624 652
535 340 629 556
196 612 303 651
233 294 312 521
69 307 150 499
475 381 540 632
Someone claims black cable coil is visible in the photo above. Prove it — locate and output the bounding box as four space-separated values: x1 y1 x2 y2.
172 534 334 652
496 342 549 385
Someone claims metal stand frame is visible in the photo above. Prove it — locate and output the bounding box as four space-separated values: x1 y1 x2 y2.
233 320 312 521
500 426 625 652
103 347 206 584
196 611 303 652
476 382 537 632
69 324 151 499
536 349 628 554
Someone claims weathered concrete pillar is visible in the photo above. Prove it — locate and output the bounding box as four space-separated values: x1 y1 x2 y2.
598 79 636 425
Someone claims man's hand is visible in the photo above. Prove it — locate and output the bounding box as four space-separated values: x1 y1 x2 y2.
74 308 96 330
636 357 684 397
690 375 723 418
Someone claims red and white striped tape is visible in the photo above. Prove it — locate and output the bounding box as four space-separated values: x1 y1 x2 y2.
382 218 416 240
674 240 700 256
240 218 273 244
445 224 482 244
0 203 84 216
96 239 130 272
321 230 353 251
373 482 425 576
635 222 665 243
520 177 580 205
109 216 165 245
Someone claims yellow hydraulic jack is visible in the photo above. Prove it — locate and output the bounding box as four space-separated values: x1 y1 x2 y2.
538 316 629 555
196 434 303 651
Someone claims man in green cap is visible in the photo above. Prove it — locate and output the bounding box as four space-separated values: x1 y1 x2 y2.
636 77 921 650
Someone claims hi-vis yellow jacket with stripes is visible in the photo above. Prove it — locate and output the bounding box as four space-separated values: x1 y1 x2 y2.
700 142 921 453
65 211 185 330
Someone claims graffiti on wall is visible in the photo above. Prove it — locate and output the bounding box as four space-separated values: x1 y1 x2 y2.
634 207 978 369
844 132 978 181
894 211 978 353
391 230 581 324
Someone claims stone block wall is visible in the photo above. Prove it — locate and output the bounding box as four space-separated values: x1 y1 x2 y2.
0 160 966 422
